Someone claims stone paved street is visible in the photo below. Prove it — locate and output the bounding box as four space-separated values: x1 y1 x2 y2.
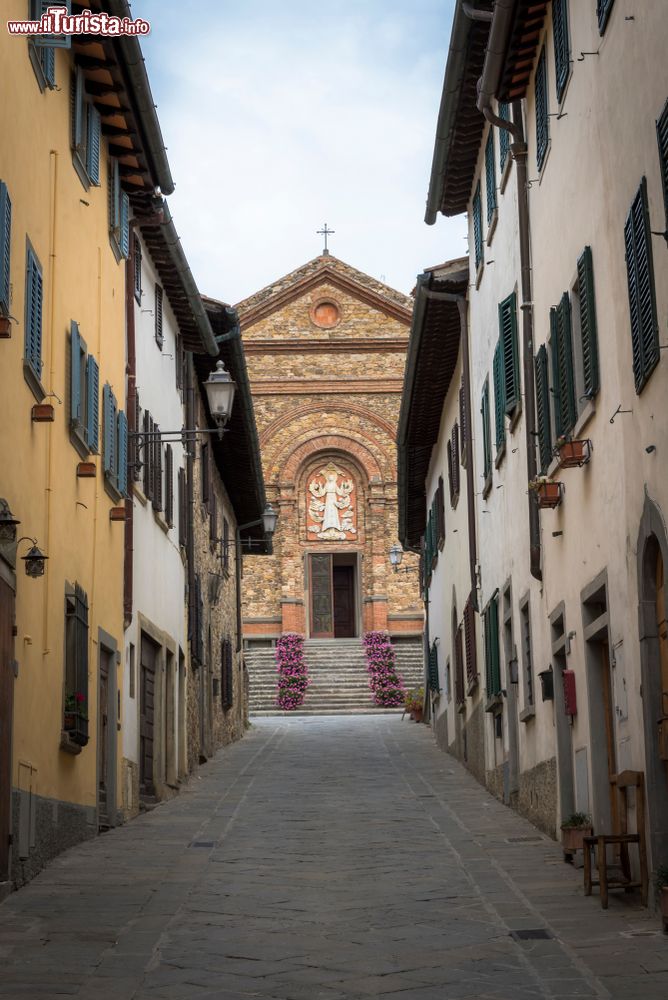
0 717 666 1000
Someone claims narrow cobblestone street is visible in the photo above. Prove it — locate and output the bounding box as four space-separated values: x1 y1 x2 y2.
1 717 666 1000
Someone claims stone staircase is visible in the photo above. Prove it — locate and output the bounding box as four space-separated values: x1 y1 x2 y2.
246 638 425 716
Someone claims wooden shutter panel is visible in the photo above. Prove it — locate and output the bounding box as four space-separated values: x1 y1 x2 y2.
120 192 130 259
70 320 82 426
577 246 600 399
492 340 505 451
534 345 552 474
25 248 43 378
597 0 615 34
455 624 465 705
624 178 660 393
499 291 519 414
223 517 230 572
0 181 12 315
535 48 549 170
117 411 128 498
201 444 210 507
447 439 454 506
551 295 576 438
428 643 439 693
464 594 477 689
109 159 120 238
72 67 84 151
458 380 467 464
498 102 510 171
178 467 187 547
153 434 163 512
86 105 101 184
133 236 142 302
86 355 99 452
489 595 500 696
485 130 496 223
74 583 89 716
657 98 668 230
102 384 116 477
552 0 570 103
143 411 152 498
436 476 445 546
165 445 174 526
155 285 163 348
481 380 491 479
452 423 460 495
472 181 483 270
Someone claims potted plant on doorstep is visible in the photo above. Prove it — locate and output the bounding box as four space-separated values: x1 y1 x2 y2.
404 687 425 723
529 476 563 509
554 435 592 469
656 865 668 932
560 812 593 860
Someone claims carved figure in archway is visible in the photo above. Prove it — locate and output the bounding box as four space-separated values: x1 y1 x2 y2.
308 464 356 540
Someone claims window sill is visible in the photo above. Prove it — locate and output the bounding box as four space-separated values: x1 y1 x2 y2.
461 445 468 470
104 473 123 504
499 155 513 195
23 360 46 403
536 141 552 184
153 510 170 535
495 441 506 469
133 484 148 507
573 398 597 438
466 675 479 696
71 151 92 193
28 43 53 93
59 732 83 755
456 700 467 715
520 705 536 724
486 209 498 247
475 261 484 290
508 399 523 433
69 422 90 461
485 694 503 713
451 492 460 511
482 472 493 500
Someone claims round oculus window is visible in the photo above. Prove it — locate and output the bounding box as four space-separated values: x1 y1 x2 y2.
310 300 340 329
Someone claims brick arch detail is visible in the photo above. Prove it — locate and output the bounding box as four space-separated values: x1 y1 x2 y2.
259 401 397 449
280 434 385 486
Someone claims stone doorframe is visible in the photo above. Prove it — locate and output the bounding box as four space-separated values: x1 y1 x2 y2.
96 628 119 829
137 613 178 801
636 493 668 876
304 549 363 639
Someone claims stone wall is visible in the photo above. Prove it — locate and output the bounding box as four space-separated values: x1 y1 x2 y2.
11 790 96 889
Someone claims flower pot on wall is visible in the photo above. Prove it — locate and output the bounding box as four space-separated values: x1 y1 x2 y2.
556 438 592 469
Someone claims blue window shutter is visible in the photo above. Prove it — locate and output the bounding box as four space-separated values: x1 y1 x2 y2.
120 192 130 258
70 320 82 425
87 105 101 185
25 248 43 378
472 182 483 271
624 178 660 393
0 182 11 315
117 411 128 498
535 345 552 474
42 46 56 87
72 66 84 151
103 384 116 477
485 130 497 224
552 0 570 103
492 340 505 451
86 355 99 452
577 246 600 399
35 0 72 48
109 159 120 237
535 48 549 170
656 98 668 236
499 291 520 414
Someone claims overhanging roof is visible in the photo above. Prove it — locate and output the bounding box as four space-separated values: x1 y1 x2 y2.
497 1 549 103
397 260 469 550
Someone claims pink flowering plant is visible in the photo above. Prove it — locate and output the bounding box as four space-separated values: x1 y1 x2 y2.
363 631 406 707
275 632 310 710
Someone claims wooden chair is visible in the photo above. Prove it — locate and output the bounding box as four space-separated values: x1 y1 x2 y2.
583 770 648 909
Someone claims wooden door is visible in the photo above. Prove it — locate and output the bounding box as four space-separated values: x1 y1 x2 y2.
98 656 109 828
333 566 355 638
0 578 15 883
600 641 619 831
140 635 156 795
310 554 333 639
657 550 668 764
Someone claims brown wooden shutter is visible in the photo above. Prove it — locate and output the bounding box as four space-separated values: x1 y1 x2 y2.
436 477 445 548
164 444 174 526
454 623 465 705
178 466 186 547
464 593 477 689
143 410 152 499
452 423 460 497
153 433 163 512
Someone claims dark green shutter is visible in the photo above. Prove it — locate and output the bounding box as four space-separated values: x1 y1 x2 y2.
25 247 43 378
535 345 552 473
488 595 500 696
656 98 668 235
0 181 11 315
120 192 130 258
499 291 520 414
428 643 439 693
624 178 659 393
481 379 492 480
70 321 82 425
492 340 505 451
117 411 128 498
552 0 570 103
485 130 496 224
87 105 101 184
535 48 549 171
498 103 510 172
597 0 615 34
551 294 576 437
473 181 483 271
86 355 99 451
155 285 163 348
577 246 600 398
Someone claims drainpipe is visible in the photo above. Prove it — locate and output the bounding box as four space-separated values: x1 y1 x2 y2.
462 3 493 21
475 0 542 582
423 289 478 609
123 244 137 629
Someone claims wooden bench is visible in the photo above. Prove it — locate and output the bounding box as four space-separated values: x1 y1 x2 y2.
583 770 648 909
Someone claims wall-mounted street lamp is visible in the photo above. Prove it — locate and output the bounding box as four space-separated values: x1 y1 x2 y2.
217 504 279 557
16 537 49 578
389 543 418 575
0 498 20 543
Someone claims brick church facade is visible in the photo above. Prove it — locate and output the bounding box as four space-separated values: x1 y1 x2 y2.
237 254 423 647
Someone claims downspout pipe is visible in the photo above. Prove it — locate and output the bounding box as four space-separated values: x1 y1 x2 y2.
475 0 542 582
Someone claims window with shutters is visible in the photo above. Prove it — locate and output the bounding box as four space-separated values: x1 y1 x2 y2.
535 345 552 474
109 159 130 261
454 623 465 707
498 102 511 177
625 179 660 393
210 491 218 549
464 593 478 692
485 130 497 231
102 384 128 499
201 443 211 509
535 47 549 171
143 411 153 500
175 338 185 392
552 0 571 104
597 0 615 35
657 98 668 235
155 284 164 349
222 517 231 575
472 181 483 274
164 444 174 527
480 377 492 493
28 1 70 91
483 592 501 703
436 476 445 549
492 341 505 456
550 293 577 438
178 467 187 548
133 235 142 304
571 246 600 406
427 642 440 694
458 379 468 468
519 596 535 711
448 424 460 507
68 322 100 455
499 291 520 416
24 241 44 392
221 637 234 710
63 581 89 747
70 62 101 189
151 434 163 512
190 574 204 666
0 181 12 318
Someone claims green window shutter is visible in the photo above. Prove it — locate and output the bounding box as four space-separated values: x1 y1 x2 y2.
0 181 12 315
70 320 82 425
552 0 570 103
551 294 576 437
155 285 163 348
499 291 520 414
597 0 615 34
535 47 549 171
428 643 439 693
472 181 483 271
484 606 492 695
535 344 552 473
492 341 505 451
577 246 600 399
624 178 659 393
498 103 510 172
102 384 116 478
481 379 492 480
120 192 130 259
72 67 84 152
86 105 101 185
86 355 99 452
489 594 500 696
485 130 496 224
656 98 668 237
117 411 128 498
25 247 43 378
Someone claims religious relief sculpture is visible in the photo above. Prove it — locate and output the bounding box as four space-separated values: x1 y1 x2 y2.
307 463 356 541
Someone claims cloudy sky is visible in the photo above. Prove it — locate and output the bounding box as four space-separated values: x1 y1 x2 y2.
136 0 465 304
